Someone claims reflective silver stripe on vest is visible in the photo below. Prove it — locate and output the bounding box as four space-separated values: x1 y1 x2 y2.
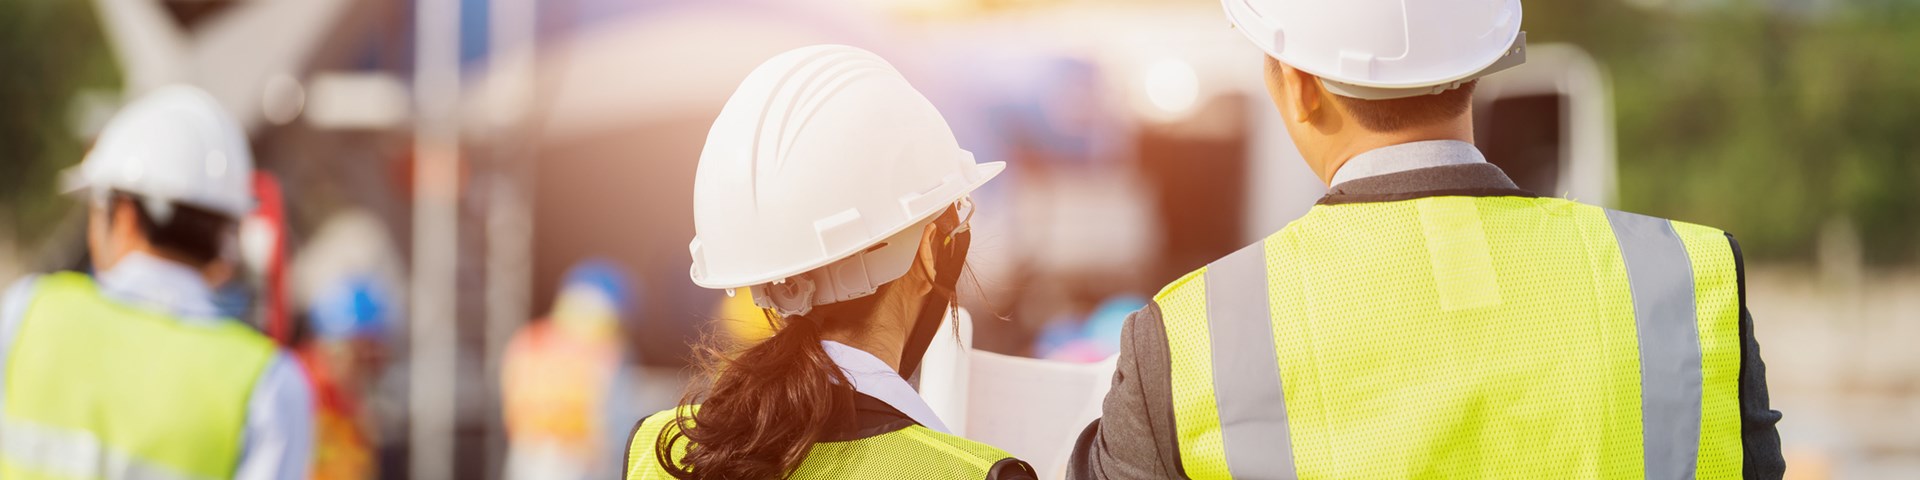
1203 242 1296 479
1605 209 1703 480
0 417 213 480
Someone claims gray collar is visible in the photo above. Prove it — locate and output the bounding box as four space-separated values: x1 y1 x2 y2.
1329 140 1488 188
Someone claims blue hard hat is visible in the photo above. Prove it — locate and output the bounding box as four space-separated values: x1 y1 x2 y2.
309 276 391 341
561 258 635 316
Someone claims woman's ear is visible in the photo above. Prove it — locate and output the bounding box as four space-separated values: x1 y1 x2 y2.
907 221 942 295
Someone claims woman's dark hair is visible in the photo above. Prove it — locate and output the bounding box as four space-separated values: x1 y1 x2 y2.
656 289 886 479
658 206 970 479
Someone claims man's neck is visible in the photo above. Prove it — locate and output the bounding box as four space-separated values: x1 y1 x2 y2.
1315 119 1475 185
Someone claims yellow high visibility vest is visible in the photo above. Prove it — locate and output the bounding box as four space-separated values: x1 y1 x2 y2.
1159 197 1743 479
625 406 1018 479
1 272 278 480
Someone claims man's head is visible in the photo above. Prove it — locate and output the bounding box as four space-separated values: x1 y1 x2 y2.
1221 0 1525 184
67 85 253 280
1262 56 1478 184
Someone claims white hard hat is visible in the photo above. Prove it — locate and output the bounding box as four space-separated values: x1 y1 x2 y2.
64 85 254 220
1223 0 1528 100
689 45 1003 315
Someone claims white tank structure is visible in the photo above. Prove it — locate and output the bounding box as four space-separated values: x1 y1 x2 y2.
1470 43 1618 208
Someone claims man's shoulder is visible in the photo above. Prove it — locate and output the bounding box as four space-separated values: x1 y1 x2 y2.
1150 237 1272 306
1599 207 1743 261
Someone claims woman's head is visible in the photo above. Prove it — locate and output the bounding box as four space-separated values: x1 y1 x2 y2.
663 45 997 479
686 44 1001 318
659 204 971 479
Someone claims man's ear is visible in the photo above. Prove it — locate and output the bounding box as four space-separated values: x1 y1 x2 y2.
1284 63 1324 125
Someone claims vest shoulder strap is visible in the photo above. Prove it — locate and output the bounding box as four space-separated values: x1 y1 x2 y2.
625 406 1025 480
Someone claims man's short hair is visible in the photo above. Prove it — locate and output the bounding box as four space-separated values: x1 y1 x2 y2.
116 193 234 267
1333 81 1477 132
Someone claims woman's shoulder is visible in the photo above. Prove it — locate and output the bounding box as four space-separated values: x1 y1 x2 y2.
807 424 1038 479
623 405 1038 480
623 407 695 479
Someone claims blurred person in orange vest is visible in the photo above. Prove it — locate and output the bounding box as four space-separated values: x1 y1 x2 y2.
297 276 394 480
502 259 640 480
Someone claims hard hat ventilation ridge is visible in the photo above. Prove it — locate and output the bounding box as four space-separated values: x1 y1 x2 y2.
753 49 897 180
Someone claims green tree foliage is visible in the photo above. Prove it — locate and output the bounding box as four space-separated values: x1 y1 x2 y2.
0 0 118 245
1531 1 1920 264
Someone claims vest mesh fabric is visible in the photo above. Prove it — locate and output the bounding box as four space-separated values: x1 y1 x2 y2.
1155 270 1231 479
1156 197 1743 479
1 272 276 480
1675 221 1744 478
625 406 1013 480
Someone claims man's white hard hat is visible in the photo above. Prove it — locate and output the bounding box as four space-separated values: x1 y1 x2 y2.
689 45 1003 316
64 85 254 221
1223 0 1528 100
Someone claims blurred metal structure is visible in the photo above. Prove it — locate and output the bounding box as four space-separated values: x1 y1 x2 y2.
89 0 357 130
411 0 461 478
484 0 539 476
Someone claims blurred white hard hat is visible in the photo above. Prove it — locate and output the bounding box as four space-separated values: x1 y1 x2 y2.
1223 0 1528 100
65 85 254 220
689 44 1002 316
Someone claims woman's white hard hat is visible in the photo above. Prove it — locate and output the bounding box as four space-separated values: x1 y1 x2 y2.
689 45 1002 315
1223 0 1528 100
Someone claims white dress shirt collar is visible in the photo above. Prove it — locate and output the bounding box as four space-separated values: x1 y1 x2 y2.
820 340 952 434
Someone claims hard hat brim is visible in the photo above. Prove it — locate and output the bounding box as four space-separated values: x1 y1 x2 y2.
57 166 93 196
1223 0 1526 94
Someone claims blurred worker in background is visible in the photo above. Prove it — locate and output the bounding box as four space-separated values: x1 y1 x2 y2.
503 259 641 480
625 45 1036 480
300 276 395 480
1070 1 1785 479
0 85 313 479
1034 296 1143 363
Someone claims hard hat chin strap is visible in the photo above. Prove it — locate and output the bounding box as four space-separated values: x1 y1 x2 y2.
897 216 970 380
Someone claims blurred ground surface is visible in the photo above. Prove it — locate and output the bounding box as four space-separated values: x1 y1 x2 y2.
1750 267 1920 480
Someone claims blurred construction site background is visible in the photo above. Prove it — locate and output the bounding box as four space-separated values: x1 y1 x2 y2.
1 0 1916 478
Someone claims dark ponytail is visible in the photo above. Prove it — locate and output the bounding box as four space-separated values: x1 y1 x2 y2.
657 288 890 479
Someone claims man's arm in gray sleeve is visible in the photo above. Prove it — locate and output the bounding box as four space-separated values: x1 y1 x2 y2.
1066 303 1184 480
233 353 316 480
